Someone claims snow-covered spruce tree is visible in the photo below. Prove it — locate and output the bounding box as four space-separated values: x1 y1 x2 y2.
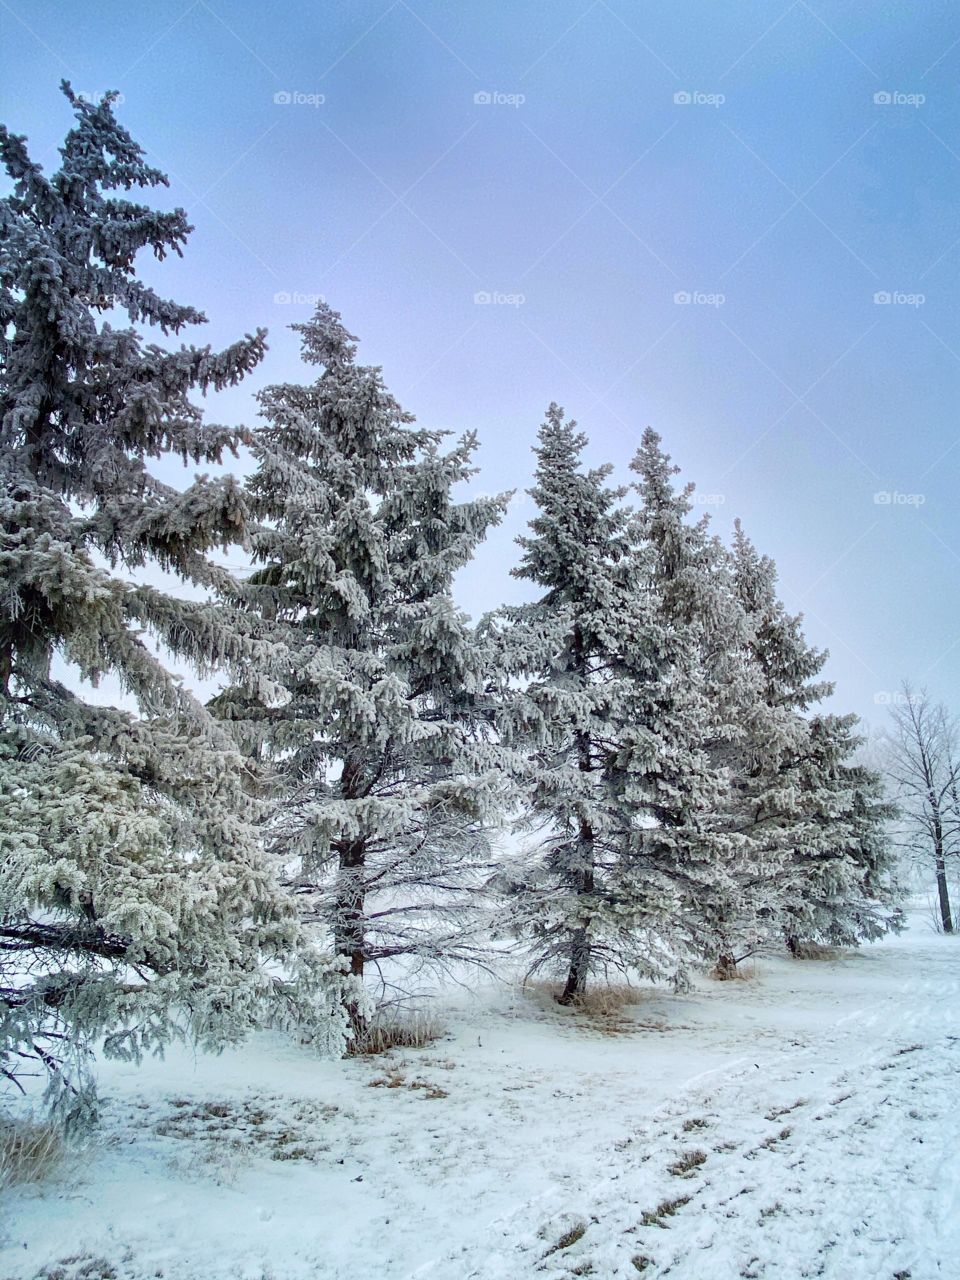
785 711 900 948
489 406 702 1002
211 304 509 1021
729 521 900 952
627 429 765 978
0 85 351 1118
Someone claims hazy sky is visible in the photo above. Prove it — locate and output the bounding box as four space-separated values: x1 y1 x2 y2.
3 0 958 727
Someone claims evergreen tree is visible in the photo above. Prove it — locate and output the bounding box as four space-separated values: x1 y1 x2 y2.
729 521 900 951
627 429 762 976
729 520 832 717
0 86 349 1118
213 304 509 1019
491 407 699 1001
785 712 900 948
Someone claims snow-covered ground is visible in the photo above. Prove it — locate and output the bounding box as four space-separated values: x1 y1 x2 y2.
2 910 958 1280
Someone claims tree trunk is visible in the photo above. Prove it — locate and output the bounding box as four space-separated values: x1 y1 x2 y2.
714 953 738 980
928 787 952 933
334 836 367 1033
0 640 10 698
934 845 953 934
335 750 373 1035
785 933 800 957
558 922 591 1004
334 838 366 976
558 630 595 1006
558 813 595 1004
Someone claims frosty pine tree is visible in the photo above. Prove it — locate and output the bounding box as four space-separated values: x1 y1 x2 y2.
491 407 697 1001
627 430 763 977
728 520 900 952
212 303 509 1026
0 86 351 1117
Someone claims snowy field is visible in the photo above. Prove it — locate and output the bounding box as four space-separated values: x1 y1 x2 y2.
2 908 958 1280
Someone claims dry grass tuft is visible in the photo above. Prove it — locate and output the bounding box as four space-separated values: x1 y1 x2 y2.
542 1220 587 1257
667 1148 708 1177
0 1114 65 1190
368 1068 449 1099
764 1099 805 1122
639 1194 692 1227
681 1116 709 1133
408 1080 449 1100
756 1126 793 1152
711 957 757 981
567 984 646 1018
346 1013 445 1057
788 941 838 961
525 980 648 1022
33 1256 120 1280
368 1068 408 1089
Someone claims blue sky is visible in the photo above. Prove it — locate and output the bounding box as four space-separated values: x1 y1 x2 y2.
2 0 959 726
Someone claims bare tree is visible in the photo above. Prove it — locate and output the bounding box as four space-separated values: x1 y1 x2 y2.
883 684 960 932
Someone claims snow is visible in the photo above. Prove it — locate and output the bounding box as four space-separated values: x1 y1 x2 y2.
2 909 958 1280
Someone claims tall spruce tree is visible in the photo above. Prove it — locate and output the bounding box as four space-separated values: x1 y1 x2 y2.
729 521 900 951
212 304 509 1018
491 407 706 1001
786 711 900 947
0 86 349 1117
627 429 762 976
